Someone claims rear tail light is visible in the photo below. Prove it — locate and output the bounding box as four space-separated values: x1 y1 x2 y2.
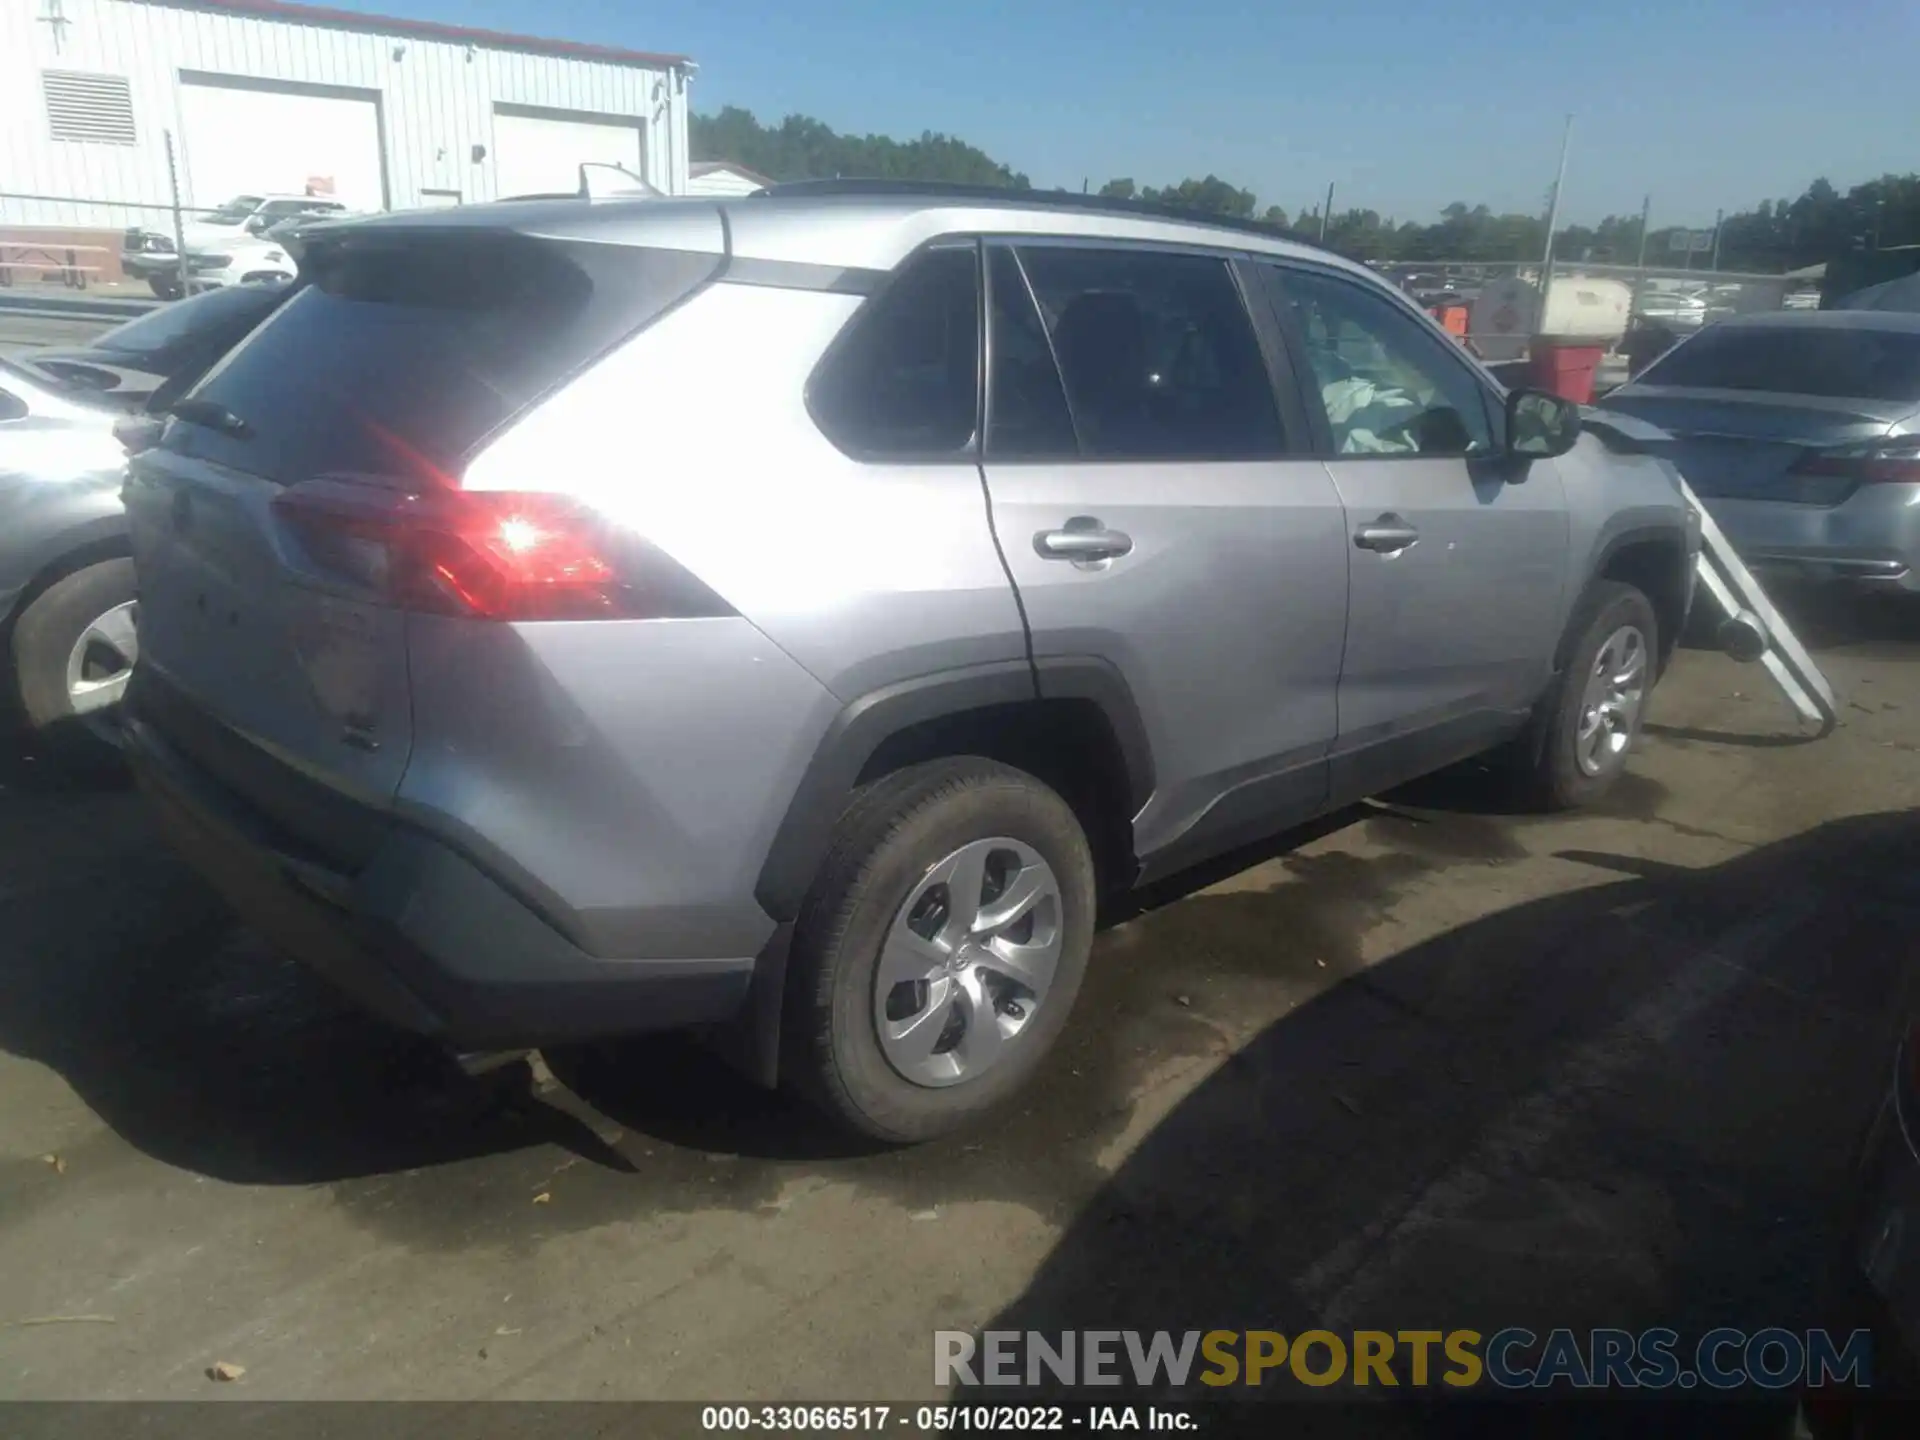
1790 437 1920 485
272 477 731 622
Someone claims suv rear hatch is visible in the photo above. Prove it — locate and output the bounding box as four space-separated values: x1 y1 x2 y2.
125 215 725 863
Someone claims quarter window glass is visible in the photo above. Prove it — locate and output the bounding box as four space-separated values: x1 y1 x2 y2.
1277 267 1494 457
810 246 979 459
986 247 1077 460
0 387 26 422
1017 246 1284 460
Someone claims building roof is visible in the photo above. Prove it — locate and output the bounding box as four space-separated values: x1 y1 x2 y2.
691 161 774 186
144 0 692 69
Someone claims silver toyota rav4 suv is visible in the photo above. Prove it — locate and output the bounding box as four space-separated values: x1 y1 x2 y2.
122 182 1695 1142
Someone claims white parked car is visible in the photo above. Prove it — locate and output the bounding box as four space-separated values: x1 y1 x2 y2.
181 216 331 290
123 194 349 297
1635 289 1710 330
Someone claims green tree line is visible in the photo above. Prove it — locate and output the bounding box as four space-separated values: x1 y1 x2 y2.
693 105 1917 273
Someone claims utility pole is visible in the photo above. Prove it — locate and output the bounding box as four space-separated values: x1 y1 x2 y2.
1709 208 1724 271
1319 181 1334 242
1537 113 1574 301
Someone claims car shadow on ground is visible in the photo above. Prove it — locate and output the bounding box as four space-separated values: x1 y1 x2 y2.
971 809 1920 1438
3 739 1918 1391
0 740 630 1190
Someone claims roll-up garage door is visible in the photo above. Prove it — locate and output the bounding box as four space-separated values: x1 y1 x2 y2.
492 105 646 199
178 74 385 212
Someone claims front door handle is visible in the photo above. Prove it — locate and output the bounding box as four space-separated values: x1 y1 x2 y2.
1354 515 1420 553
1035 518 1133 562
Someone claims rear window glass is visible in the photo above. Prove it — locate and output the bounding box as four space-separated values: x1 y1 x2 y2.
163 232 721 486
96 283 285 359
1642 325 1920 402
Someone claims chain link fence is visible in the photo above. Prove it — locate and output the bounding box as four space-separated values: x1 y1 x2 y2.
1 185 275 297
1373 258 1825 392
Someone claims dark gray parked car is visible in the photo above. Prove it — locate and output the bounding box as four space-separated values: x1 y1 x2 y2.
21 283 292 415
3 286 292 748
1602 311 1920 592
120 183 1698 1140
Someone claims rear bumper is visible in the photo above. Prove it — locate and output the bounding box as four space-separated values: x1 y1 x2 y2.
124 704 757 1049
1706 486 1920 591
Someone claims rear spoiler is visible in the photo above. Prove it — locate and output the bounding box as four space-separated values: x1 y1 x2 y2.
272 164 667 269
1579 406 1671 455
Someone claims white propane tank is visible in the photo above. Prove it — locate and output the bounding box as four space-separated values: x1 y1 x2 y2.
1469 275 1632 362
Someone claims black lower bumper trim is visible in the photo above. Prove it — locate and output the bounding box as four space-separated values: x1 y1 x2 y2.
126 713 755 1050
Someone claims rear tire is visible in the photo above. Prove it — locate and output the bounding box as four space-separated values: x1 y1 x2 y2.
1520 580 1659 810
10 558 138 760
783 758 1096 1144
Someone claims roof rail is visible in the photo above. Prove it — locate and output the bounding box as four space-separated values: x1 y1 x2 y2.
751 178 1352 260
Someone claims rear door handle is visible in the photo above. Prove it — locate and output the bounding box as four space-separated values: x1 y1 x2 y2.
1354 515 1420 553
1035 519 1133 562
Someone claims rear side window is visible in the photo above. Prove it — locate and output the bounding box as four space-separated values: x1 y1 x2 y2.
1640 325 1920 402
1016 246 1284 461
809 245 980 459
163 233 721 487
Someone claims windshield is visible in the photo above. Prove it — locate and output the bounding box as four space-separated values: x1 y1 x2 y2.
1640 324 1920 400
200 195 264 226
92 283 287 359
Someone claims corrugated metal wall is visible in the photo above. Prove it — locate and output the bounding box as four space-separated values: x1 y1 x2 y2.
0 0 690 230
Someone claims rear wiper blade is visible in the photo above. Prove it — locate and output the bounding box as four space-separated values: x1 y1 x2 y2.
168 397 253 439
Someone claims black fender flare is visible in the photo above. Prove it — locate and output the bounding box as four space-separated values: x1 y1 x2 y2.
1556 523 1691 675
752 655 1153 925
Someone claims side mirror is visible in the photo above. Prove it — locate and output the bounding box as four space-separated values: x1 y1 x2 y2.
1506 388 1582 460
245 216 268 235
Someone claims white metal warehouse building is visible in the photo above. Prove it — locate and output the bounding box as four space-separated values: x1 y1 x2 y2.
1 0 694 251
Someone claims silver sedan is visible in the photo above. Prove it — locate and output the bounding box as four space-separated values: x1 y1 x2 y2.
1600 311 1920 592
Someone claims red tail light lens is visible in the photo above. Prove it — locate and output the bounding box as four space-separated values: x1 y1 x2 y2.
1791 438 1920 485
273 478 730 621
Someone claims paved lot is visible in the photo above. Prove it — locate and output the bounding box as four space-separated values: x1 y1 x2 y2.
2 593 1918 1416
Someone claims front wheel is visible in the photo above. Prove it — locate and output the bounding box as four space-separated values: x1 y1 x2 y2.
1522 580 1659 810
784 758 1096 1143
147 274 182 300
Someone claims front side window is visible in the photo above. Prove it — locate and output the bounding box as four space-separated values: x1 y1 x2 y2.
809 246 979 459
1015 246 1284 461
986 246 1077 460
0 387 27 423
1273 266 1495 458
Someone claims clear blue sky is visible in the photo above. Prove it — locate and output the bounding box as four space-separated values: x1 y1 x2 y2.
328 0 1914 227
